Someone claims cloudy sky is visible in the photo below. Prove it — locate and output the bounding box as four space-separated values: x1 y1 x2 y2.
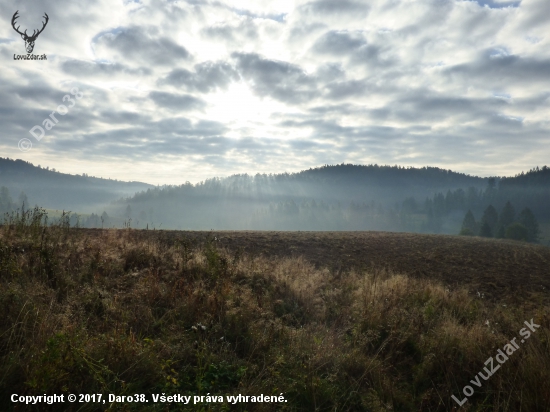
2 0 549 184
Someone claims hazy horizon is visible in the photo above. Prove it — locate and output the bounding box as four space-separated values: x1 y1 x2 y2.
3 157 544 186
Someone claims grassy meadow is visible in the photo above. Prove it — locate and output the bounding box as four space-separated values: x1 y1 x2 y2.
1 208 549 411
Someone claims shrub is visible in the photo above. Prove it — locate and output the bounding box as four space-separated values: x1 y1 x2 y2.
505 222 529 241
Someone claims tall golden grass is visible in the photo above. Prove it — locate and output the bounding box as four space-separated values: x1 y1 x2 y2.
0 209 548 411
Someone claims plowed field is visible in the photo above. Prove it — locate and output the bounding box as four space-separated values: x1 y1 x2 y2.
103 230 550 305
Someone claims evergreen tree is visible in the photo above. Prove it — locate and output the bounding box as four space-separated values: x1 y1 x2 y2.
459 210 477 236
483 178 497 204
479 220 492 237
480 205 498 236
454 188 466 210
496 201 515 238
518 208 540 243
85 213 100 228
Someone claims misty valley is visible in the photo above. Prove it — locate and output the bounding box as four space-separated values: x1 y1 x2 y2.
1 158 548 245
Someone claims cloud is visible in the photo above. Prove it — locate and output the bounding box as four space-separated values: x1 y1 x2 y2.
445 51 550 86
232 52 319 104
61 59 152 77
311 29 396 68
312 30 366 56
0 0 548 183
148 91 206 111
93 26 191 65
517 0 550 30
201 19 259 42
159 61 239 92
468 0 521 9
298 0 371 17
229 8 287 22
324 80 369 100
98 110 150 125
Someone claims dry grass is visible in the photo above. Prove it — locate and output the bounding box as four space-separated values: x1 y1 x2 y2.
0 215 549 411
150 230 550 305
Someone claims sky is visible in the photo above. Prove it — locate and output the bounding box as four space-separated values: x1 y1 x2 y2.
1 0 549 184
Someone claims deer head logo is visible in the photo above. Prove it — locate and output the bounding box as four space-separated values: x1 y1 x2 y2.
11 11 49 54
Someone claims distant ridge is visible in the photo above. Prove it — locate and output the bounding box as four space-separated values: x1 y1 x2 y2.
0 158 147 184
0 158 153 212
3 159 547 233
127 163 488 202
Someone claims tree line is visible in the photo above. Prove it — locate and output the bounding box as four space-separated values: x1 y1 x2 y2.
459 202 539 242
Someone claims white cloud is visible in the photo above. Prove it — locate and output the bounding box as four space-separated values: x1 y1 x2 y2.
1 0 549 183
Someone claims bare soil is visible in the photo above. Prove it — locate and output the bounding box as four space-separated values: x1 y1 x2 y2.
90 229 550 304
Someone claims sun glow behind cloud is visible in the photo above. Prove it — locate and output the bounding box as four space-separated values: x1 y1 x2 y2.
206 82 293 138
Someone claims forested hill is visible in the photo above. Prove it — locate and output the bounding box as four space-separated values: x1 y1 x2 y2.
500 166 550 188
115 164 489 231
129 164 487 204
4 160 547 236
0 158 153 213
426 166 550 222
295 164 484 187
493 167 550 218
